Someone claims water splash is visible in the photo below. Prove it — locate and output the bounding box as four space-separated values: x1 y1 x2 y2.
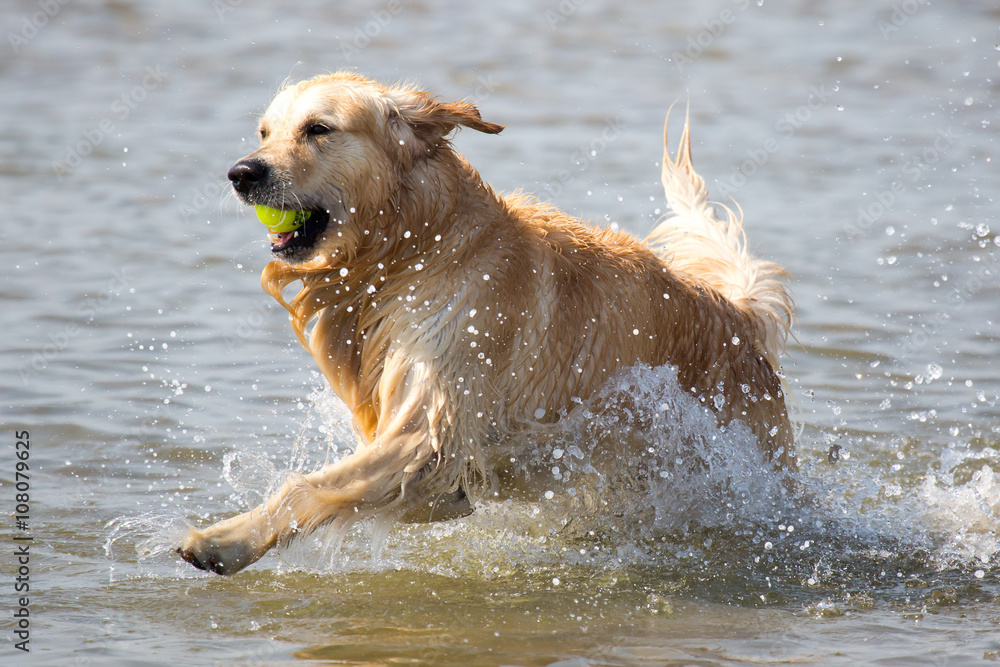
104 511 193 581
275 363 998 603
109 363 999 606
921 464 1000 564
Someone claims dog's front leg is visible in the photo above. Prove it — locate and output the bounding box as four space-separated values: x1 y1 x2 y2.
176 448 406 575
178 359 479 575
177 446 446 575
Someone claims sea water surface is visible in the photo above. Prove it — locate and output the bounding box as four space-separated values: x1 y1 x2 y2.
3 0 999 664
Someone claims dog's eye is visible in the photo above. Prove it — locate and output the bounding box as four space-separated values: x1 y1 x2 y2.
307 123 334 136
258 128 268 141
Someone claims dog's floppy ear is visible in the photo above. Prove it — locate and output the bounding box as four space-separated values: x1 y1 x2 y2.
388 88 503 151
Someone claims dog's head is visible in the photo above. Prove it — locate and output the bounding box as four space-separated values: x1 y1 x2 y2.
227 72 503 265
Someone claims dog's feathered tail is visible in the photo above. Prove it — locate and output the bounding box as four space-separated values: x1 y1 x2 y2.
646 109 793 370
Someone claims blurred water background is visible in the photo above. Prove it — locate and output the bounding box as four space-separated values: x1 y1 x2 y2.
2 0 999 664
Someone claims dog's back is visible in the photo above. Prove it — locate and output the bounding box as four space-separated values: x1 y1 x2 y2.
480 118 795 468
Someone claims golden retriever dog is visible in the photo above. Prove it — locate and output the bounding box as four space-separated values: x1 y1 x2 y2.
178 72 794 575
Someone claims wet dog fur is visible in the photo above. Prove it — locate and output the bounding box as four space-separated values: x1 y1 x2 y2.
178 72 794 575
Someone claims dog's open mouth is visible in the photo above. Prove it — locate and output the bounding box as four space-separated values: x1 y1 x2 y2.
268 207 331 256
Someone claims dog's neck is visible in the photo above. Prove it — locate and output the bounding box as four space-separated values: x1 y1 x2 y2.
388 148 508 261
308 148 507 274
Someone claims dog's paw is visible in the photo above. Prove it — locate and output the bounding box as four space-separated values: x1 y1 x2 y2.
176 542 229 575
176 518 268 575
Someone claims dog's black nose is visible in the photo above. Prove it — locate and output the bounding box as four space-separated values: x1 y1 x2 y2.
228 158 269 194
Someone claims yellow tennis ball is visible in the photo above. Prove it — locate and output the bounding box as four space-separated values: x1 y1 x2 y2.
254 205 311 233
